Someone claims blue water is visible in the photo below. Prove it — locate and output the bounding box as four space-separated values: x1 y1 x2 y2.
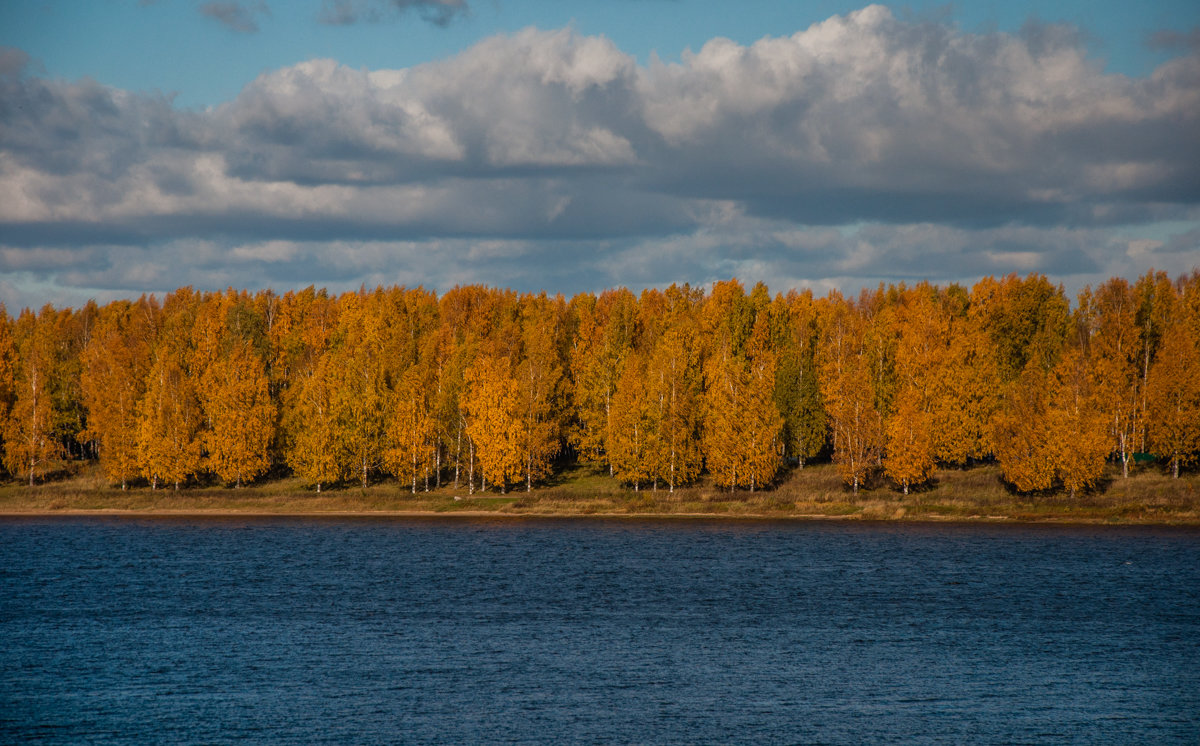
1 518 1197 744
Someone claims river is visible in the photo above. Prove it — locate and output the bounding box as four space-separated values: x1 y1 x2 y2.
2 517 1197 744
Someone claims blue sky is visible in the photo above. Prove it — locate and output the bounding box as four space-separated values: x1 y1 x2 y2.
4 0 1196 108
1 0 1198 309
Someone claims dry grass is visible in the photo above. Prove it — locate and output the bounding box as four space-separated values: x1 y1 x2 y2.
1 459 1197 524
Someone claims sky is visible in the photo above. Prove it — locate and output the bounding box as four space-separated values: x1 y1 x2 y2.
1 0 1198 311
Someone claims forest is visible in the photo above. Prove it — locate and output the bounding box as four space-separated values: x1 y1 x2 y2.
0 270 1197 498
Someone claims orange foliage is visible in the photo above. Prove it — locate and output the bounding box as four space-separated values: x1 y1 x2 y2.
6 269 1199 497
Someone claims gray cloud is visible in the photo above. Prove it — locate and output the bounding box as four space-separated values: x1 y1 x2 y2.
2 7 1198 308
0 47 32 78
1148 27 1200 52
318 0 469 27
199 1 270 34
9 219 1193 314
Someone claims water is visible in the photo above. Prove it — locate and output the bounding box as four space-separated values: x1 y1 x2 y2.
1 517 1197 744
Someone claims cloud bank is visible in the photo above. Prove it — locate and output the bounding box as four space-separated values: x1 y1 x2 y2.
1 5 1198 308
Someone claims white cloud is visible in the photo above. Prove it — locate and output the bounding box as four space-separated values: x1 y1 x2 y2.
1 9 1198 305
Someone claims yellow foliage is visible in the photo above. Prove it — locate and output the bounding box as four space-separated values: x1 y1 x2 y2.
608 353 655 489
3 308 65 485
819 299 882 492
288 355 344 491
884 397 935 494
138 352 204 490
1146 314 1200 478
80 298 158 488
646 322 703 490
465 354 523 492
201 342 275 487
512 293 566 490
992 368 1056 493
1048 348 1108 496
703 327 783 491
384 365 436 493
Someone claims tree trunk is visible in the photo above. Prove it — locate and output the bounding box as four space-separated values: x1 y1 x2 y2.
605 391 612 476
1140 337 1152 453
454 426 462 489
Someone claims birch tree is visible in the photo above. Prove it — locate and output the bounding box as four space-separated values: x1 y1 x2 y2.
702 289 782 491
80 297 159 489
3 307 66 485
464 353 522 492
1133 270 1176 453
0 304 19 477
646 311 703 491
608 352 655 490
138 352 204 490
819 296 882 492
202 341 275 487
385 364 436 493
513 293 567 491
288 355 343 491
991 367 1056 493
885 285 941 491
884 397 935 494
1146 297 1200 478
569 289 637 471
1089 278 1141 476
771 290 826 467
327 292 388 487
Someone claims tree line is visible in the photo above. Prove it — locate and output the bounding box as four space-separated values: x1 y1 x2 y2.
1 271 1198 495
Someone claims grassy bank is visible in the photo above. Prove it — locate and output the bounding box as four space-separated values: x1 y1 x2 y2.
0 461 1197 524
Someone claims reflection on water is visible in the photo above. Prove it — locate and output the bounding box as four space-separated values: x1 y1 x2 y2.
2 517 1198 744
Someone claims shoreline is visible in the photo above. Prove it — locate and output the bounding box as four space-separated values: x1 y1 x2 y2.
2 506 1198 526
2 462 1196 526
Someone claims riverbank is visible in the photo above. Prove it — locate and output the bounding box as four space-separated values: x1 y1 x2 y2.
1 462 1197 524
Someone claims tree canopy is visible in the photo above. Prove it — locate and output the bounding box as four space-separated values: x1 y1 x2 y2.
3 269 1198 494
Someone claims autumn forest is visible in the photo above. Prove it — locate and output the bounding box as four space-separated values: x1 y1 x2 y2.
1 271 1198 498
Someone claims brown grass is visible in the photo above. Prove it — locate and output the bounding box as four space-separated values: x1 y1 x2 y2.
0 460 1196 524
